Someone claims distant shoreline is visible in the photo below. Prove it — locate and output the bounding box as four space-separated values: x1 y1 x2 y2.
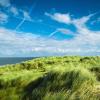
0 56 100 66
0 57 37 66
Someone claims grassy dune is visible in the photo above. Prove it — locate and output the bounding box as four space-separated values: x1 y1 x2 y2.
0 56 100 100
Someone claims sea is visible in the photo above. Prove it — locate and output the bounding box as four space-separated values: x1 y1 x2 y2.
0 57 36 66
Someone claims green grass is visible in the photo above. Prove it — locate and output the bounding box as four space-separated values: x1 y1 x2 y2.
0 56 100 100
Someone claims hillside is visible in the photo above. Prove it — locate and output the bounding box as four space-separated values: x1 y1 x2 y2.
0 56 100 100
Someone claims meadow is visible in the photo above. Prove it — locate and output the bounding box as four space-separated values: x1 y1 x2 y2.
0 56 100 100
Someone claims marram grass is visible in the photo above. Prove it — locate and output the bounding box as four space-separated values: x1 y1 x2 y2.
0 56 100 100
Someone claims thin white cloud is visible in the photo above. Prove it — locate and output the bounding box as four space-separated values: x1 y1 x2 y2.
15 10 33 30
13 2 35 31
49 28 74 37
71 14 100 45
45 12 72 24
0 0 10 7
0 12 8 24
57 28 74 35
72 14 94 30
23 11 32 21
48 30 58 37
10 7 19 16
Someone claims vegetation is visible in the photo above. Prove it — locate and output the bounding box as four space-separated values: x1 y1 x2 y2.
0 56 100 100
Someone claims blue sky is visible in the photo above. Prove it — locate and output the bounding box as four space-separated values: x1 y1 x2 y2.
0 0 100 57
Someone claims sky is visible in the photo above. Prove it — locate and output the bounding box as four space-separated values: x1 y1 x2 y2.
0 0 100 57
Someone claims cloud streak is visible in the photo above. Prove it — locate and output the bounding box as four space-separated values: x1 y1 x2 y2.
45 13 72 24
10 7 19 16
0 0 10 7
15 1 37 31
0 12 8 24
49 28 75 37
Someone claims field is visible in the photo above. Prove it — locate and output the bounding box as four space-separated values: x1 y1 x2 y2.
0 56 100 100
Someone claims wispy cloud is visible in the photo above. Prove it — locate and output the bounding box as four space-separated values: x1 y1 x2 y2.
15 10 33 31
49 28 74 37
23 11 32 21
45 12 72 24
0 0 10 7
0 12 8 24
10 7 19 16
15 1 37 31
57 28 75 35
